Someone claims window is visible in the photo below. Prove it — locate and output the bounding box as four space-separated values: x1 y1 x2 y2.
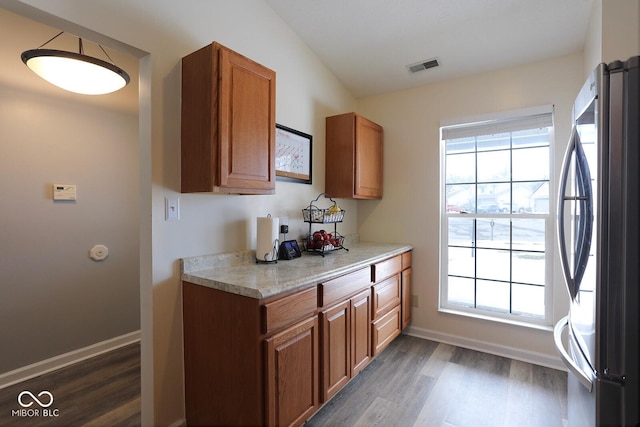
440 107 553 325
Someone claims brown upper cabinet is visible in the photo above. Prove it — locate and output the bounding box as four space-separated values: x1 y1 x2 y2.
325 112 383 199
181 42 276 194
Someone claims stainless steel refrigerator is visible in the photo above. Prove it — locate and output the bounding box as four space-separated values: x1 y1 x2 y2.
554 56 640 426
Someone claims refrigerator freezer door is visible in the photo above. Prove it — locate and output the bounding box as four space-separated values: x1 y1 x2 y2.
553 315 594 390
567 373 595 427
555 314 628 427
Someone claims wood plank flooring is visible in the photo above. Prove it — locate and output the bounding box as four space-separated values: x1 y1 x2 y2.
0 342 140 427
307 335 568 427
0 336 566 427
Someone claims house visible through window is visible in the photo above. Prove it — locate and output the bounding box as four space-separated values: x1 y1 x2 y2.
440 107 553 325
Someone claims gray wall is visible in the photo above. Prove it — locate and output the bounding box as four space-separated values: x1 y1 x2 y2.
0 84 140 373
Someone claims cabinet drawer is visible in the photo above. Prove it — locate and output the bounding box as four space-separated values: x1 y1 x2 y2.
372 255 402 283
262 287 318 335
402 251 412 269
319 267 371 308
372 305 401 356
371 274 400 320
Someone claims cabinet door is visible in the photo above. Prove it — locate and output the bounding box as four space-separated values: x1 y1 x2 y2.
401 267 412 330
354 115 383 198
181 42 275 195
218 45 276 193
325 112 383 199
320 301 350 402
350 289 371 377
266 316 319 427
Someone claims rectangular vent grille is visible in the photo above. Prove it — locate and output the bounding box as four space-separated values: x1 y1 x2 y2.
407 58 440 74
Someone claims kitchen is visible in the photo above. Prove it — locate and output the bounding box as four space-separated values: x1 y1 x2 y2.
0 0 638 426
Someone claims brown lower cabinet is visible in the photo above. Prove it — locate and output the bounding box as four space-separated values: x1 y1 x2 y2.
320 288 371 402
401 251 413 330
320 300 351 401
402 267 413 330
351 289 372 376
266 316 319 427
183 250 412 426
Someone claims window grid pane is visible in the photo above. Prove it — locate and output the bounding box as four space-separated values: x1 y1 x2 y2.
443 121 551 321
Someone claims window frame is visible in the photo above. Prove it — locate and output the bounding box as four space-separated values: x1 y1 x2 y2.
439 105 555 328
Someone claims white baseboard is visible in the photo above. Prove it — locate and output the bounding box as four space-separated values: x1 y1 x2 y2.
0 330 141 389
404 325 567 372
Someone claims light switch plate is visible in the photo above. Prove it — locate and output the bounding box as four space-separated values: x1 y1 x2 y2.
165 197 180 221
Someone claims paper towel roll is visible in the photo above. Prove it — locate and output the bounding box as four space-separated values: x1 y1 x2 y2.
256 216 279 262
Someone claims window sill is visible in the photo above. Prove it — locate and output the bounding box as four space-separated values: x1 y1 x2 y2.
438 307 554 332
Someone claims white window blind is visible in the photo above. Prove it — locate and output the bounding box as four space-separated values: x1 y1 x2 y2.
441 112 553 141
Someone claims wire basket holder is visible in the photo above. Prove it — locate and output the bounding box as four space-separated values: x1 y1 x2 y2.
302 193 348 256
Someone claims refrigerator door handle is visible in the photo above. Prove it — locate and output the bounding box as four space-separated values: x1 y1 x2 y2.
573 138 594 291
557 128 574 294
557 127 593 299
554 315 594 391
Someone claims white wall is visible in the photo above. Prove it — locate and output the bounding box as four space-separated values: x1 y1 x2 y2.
354 0 640 379
584 0 603 76
584 0 640 75
356 52 584 367
146 5 358 424
0 84 140 372
601 0 640 64
1 1 358 425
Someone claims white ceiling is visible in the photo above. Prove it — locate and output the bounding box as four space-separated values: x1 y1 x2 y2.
1 1 595 109
266 0 595 98
0 8 139 114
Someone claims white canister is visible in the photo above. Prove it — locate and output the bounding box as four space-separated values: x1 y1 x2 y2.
256 216 279 262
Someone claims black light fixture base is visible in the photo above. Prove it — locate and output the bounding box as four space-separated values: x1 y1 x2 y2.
20 32 130 95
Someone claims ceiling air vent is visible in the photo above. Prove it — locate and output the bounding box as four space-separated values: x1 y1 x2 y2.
407 58 440 74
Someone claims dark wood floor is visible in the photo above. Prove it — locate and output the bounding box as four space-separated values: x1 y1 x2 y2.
307 335 568 427
0 336 566 427
0 342 140 427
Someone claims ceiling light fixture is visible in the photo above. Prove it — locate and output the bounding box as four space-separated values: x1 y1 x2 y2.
21 32 130 95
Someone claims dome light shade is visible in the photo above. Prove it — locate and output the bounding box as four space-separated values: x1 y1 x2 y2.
21 33 130 95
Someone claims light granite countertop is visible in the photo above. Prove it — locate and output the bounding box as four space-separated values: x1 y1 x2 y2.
181 241 412 299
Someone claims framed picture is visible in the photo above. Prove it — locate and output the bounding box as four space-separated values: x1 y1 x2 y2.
275 124 312 184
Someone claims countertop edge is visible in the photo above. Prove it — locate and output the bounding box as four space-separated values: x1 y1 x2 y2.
181 243 412 299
